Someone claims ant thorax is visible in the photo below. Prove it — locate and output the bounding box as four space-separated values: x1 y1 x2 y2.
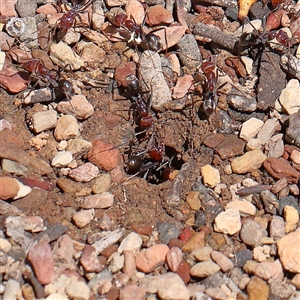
128 31 142 45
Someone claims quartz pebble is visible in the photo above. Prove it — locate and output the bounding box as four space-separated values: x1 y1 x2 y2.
81 192 114 209
31 110 58 133
72 209 95 228
200 165 221 188
166 247 183 272
118 232 143 253
190 261 221 278
284 205 299 233
92 173 111 194
211 251 234 272
240 118 264 141
68 162 99 182
225 200 256 216
277 79 300 114
51 151 73 167
54 115 80 141
65 280 90 300
214 208 241 235
13 179 32 199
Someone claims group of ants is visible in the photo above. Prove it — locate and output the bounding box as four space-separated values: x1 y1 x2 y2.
1 0 298 183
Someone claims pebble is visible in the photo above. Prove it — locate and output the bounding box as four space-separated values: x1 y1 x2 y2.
265 133 285 158
191 246 213 262
56 95 94 120
246 276 269 300
68 162 99 182
186 191 201 211
214 135 245 159
200 165 221 188
108 252 125 273
182 230 207 252
65 279 90 300
2 279 20 300
119 285 146 300
13 179 32 199
0 177 20 200
2 159 28 176
270 278 296 299
240 219 268 246
166 247 183 272
211 251 234 272
277 231 300 273
136 244 169 273
31 110 58 133
172 75 194 99
277 79 300 114
118 232 143 254
284 205 299 233
15 0 37 17
263 157 300 183
146 4 174 26
253 259 283 280
190 261 220 278
66 138 91 159
138 50 172 110
72 209 95 228
158 222 180 244
87 140 120 171
176 259 191 284
81 192 114 209
27 240 54 285
290 149 300 164
286 112 300 146
54 115 80 141
214 208 241 235
80 245 104 273
278 195 300 215
235 249 253 268
123 250 136 277
0 0 17 16
0 238 12 252
50 42 84 70
253 245 270 262
227 93 257 112
231 149 267 174
291 274 300 289
19 17 38 48
225 200 256 216
20 216 46 233
203 133 226 148
139 273 189 300
51 151 73 167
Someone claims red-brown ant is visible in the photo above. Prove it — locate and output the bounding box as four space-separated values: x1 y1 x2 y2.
111 13 161 52
126 74 154 131
55 0 93 42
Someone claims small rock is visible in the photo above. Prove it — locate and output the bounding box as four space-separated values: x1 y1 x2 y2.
54 115 80 141
200 165 220 188
0 238 12 252
27 240 54 285
119 285 146 300
263 157 300 183
211 251 234 272
21 216 46 233
231 149 266 174
277 231 300 273
13 179 32 200
80 245 104 273
139 273 189 300
291 273 300 289
68 162 99 182
50 42 84 70
2 159 28 176
118 232 143 254
0 177 20 200
246 276 269 300
240 219 268 246
227 93 257 112
136 244 169 273
235 249 253 268
286 112 300 146
277 79 300 114
225 200 256 216
36 3 58 15
202 133 225 148
66 138 92 159
214 208 241 235
191 246 213 262
2 279 20 300
158 222 180 244
72 209 95 228
114 62 137 87
87 140 120 171
190 261 220 278
65 280 90 300
215 135 245 159
182 230 207 252
166 247 183 272
278 195 300 215
108 252 124 273
146 4 173 26
51 151 73 167
253 259 283 281
186 191 201 211
15 0 37 17
31 110 58 133
123 250 136 277
269 278 296 299
175 259 191 284
56 95 94 120
172 75 194 99
253 245 271 262
290 149 300 164
284 205 299 233
125 0 145 25
81 192 114 209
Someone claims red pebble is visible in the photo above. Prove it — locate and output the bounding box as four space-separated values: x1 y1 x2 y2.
179 227 194 244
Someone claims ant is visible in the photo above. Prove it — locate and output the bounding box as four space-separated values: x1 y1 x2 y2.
54 0 93 42
19 58 74 103
126 74 154 132
110 13 162 52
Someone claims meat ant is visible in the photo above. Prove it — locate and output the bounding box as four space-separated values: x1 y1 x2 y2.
126 74 154 132
54 0 93 42
110 12 162 52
